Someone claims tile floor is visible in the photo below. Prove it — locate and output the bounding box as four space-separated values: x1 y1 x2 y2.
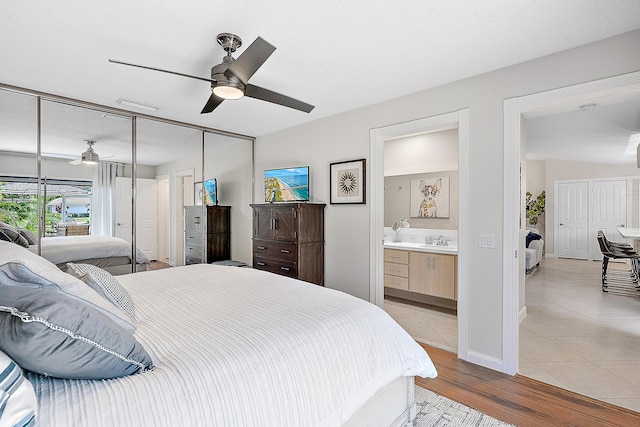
384 256 640 413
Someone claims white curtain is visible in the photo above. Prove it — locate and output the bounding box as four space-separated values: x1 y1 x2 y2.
91 161 118 236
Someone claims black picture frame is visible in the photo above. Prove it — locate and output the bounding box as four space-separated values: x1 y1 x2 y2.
330 159 366 204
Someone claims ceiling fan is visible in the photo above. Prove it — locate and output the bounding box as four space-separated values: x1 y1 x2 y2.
109 33 315 114
69 140 103 165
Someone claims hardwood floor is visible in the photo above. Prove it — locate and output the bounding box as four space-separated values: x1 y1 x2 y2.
147 260 171 270
417 343 640 427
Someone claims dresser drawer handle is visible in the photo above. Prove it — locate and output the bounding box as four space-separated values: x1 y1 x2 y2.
256 246 266 250
256 262 266 266
280 266 290 271
280 249 291 254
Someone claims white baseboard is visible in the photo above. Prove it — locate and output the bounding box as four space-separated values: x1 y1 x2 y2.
519 306 527 324
465 351 505 373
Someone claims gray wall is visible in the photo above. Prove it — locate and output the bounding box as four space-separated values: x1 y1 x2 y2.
384 170 459 230
254 30 640 365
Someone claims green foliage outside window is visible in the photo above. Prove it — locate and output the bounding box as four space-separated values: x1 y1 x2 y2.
0 189 62 234
525 190 546 226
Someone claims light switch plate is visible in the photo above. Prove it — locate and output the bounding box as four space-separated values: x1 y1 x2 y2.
479 234 495 248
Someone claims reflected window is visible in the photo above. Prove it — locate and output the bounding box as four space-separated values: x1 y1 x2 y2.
0 176 92 236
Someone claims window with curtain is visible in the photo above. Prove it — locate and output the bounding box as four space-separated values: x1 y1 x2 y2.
91 161 121 236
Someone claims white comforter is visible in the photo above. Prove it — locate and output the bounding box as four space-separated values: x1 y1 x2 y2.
29 265 436 427
31 235 150 265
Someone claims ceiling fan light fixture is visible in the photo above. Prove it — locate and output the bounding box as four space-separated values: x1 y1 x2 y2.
213 84 244 100
81 140 99 165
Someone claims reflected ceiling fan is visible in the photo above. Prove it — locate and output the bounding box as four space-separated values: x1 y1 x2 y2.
109 33 315 114
69 140 112 165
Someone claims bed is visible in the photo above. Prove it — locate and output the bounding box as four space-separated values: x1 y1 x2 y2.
0 240 437 427
29 235 150 275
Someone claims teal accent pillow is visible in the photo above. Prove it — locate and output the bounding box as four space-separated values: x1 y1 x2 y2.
0 285 154 380
0 349 36 427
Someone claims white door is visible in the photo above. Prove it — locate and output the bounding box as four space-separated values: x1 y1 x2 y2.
157 177 171 264
136 178 158 261
591 179 627 260
115 177 132 241
557 181 589 259
115 177 158 261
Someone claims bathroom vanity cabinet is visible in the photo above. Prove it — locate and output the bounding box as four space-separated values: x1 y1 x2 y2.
384 247 457 307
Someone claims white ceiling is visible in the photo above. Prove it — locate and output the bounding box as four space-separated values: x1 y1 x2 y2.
525 92 640 165
1 0 640 143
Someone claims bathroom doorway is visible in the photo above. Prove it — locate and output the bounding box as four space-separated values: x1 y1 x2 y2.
382 129 459 352
369 109 470 358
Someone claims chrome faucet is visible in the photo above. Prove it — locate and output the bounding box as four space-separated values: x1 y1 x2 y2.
391 219 410 242
436 235 448 246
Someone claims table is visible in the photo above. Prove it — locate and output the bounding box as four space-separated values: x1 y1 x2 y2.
616 227 640 252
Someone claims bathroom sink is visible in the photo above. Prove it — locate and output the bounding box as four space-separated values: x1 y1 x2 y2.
383 241 457 253
384 241 425 248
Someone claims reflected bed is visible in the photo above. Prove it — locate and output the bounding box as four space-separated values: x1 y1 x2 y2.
29 235 150 275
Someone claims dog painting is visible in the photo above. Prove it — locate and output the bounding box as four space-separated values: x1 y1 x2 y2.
410 177 450 218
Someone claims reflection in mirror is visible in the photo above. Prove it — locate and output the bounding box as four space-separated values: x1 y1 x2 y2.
139 118 202 267
26 99 145 275
0 85 254 274
204 132 253 264
40 100 133 239
0 88 39 241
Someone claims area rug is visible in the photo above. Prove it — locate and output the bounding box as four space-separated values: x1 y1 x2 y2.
413 386 514 426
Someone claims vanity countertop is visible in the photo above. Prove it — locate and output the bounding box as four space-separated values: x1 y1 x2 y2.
383 241 458 255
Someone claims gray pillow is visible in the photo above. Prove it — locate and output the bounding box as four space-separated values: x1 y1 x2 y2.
0 285 154 380
67 262 136 322
0 240 136 332
18 228 38 245
0 222 29 248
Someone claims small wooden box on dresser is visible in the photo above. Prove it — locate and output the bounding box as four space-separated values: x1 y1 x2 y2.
184 205 231 265
251 203 325 285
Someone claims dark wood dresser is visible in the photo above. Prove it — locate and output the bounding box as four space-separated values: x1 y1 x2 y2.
184 205 231 265
251 203 325 285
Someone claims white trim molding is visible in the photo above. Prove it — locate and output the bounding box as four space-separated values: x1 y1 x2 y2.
519 306 527 324
503 70 640 375
370 109 470 361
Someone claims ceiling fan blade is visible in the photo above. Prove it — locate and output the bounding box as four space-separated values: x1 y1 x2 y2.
225 37 276 84
109 59 214 83
245 84 314 113
201 92 225 114
69 159 82 165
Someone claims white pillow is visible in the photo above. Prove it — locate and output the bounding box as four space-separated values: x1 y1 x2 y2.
0 240 135 332
0 349 36 427
67 263 136 322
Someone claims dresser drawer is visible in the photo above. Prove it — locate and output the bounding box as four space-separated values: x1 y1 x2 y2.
185 231 203 245
253 257 298 278
185 255 202 265
253 240 297 262
185 244 203 258
384 274 409 290
384 249 409 264
384 262 409 278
